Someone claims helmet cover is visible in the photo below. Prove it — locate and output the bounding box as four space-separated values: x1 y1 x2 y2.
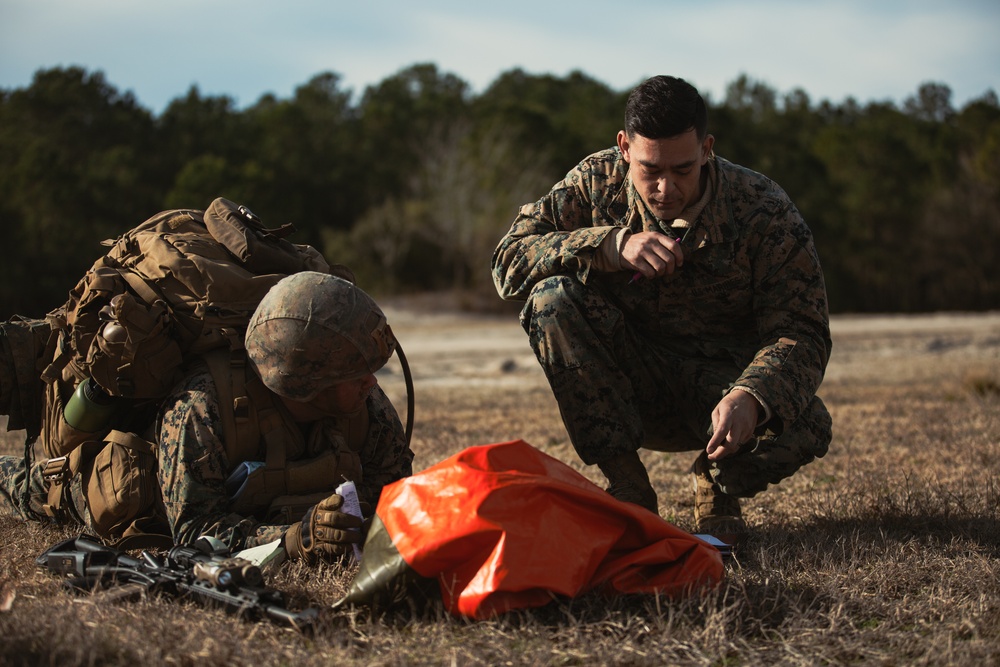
245 272 396 401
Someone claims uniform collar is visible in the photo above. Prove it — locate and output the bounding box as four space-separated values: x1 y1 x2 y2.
697 156 739 246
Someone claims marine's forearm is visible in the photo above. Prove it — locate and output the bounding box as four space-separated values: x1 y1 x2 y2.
492 223 618 300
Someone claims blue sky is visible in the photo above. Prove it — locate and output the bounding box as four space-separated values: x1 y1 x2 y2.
1 0 997 115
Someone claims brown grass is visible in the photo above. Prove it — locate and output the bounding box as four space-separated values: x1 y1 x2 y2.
2 311 999 666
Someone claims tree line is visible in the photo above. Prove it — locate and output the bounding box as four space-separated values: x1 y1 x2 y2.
1 64 998 317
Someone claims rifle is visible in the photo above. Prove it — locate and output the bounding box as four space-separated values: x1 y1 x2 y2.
36 534 320 631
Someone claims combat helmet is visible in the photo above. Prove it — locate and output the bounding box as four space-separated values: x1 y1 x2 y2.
245 271 397 402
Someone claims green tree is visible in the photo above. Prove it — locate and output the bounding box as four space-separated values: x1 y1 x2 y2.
158 86 250 209
475 68 623 176
0 67 160 315
333 120 551 299
257 73 358 234
356 63 471 206
915 92 1000 309
2 65 997 313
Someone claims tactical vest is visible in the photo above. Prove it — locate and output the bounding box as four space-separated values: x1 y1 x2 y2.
204 347 367 525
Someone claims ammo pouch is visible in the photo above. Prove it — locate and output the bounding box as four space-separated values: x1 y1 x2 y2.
227 448 362 520
80 430 159 538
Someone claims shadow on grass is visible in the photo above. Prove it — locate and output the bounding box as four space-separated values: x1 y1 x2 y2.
743 510 1000 566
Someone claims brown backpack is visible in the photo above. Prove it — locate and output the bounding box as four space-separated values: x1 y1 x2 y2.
44 197 340 404
29 198 352 540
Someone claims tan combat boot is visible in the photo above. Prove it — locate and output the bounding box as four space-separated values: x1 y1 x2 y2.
598 450 659 514
692 451 747 544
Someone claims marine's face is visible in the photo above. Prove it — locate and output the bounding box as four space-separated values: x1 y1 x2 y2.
280 373 378 421
617 128 714 221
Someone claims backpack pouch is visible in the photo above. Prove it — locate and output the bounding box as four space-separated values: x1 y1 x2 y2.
82 430 158 539
86 292 183 399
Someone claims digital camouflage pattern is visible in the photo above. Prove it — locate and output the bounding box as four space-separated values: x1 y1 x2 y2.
491 149 833 496
0 365 413 550
154 365 412 549
246 272 397 401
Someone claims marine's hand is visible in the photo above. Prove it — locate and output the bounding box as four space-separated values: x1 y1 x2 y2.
706 391 761 461
359 501 373 538
621 231 684 279
283 493 363 563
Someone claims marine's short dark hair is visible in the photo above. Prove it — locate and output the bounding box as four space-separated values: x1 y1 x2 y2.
624 75 708 140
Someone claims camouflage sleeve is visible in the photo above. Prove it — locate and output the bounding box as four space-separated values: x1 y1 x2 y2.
155 369 277 550
356 384 413 508
491 150 623 301
735 201 832 432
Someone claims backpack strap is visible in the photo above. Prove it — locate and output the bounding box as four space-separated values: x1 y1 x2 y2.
113 263 164 310
205 341 308 514
41 453 72 519
202 331 259 466
40 446 87 522
111 532 174 551
38 314 70 385
246 377 290 495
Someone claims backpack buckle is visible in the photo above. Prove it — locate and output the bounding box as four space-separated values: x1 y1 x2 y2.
41 456 70 484
238 205 262 226
42 456 72 520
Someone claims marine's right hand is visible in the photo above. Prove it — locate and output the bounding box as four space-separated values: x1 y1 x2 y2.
620 231 685 280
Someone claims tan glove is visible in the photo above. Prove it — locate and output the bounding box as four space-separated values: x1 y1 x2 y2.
283 493 364 563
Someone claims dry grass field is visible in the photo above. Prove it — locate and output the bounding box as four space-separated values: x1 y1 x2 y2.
1 307 999 666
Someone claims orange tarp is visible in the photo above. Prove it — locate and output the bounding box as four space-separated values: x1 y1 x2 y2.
375 440 724 619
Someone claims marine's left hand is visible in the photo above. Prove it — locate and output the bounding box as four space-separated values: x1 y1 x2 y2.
283 493 363 563
706 390 762 461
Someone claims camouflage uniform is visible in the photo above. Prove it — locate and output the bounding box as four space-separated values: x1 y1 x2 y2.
491 148 832 497
155 364 412 550
0 365 413 550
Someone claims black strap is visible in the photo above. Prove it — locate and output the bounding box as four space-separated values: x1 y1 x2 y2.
111 532 174 552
